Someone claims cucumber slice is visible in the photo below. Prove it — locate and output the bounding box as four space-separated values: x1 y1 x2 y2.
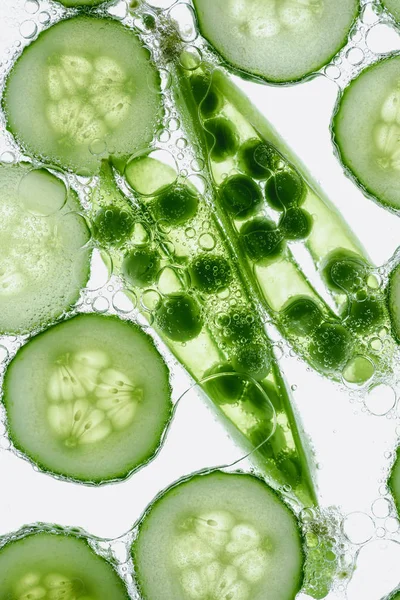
192 0 358 83
332 55 400 211
0 528 129 599
3 313 172 483
388 446 400 515
381 0 400 22
3 16 162 175
132 470 304 600
0 164 90 335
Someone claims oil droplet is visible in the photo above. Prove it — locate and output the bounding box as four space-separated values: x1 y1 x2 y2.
20 20 37 39
365 384 396 416
342 512 375 545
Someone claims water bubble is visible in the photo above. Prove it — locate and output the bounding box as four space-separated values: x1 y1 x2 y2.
92 296 109 313
20 20 38 39
365 384 396 416
24 0 39 14
342 512 375 545
346 47 364 66
112 289 137 313
371 498 391 519
89 138 107 155
199 233 216 251
179 46 202 71
38 11 51 25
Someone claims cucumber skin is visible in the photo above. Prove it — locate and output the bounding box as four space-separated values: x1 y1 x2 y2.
55 0 111 7
331 53 400 215
2 313 173 485
380 0 400 23
131 469 306 600
388 445 400 516
0 524 130 600
386 265 400 345
192 0 360 85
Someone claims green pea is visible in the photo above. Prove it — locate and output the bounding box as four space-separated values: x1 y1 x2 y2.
321 249 367 294
279 207 313 240
251 423 287 459
122 248 159 288
190 254 232 294
347 296 384 333
246 379 282 412
309 322 353 372
240 217 286 263
92 205 135 248
153 184 198 226
219 174 263 220
238 138 281 180
232 342 271 381
220 309 259 344
203 362 245 405
190 73 222 118
277 454 302 487
265 168 306 211
205 117 239 162
156 293 203 343
282 296 323 337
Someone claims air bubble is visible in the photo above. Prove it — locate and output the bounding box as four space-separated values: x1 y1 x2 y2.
371 498 391 519
361 3 381 24
346 47 364 66
0 151 15 164
185 227 195 239
385 517 399 533
179 46 202 71
168 3 197 42
130 222 151 246
365 384 396 416
108 1 128 19
18 168 67 216
176 138 187 149
20 20 38 39
342 512 375 545
24 0 39 14
167 118 180 131
191 158 205 172
38 11 50 25
158 266 186 295
141 289 161 311
0 346 8 363
366 23 400 54
125 148 178 196
92 296 109 313
83 249 113 291
157 129 171 143
324 65 341 80
89 139 107 155
112 290 137 313
199 233 216 251
370 337 383 351
342 355 375 386
186 174 207 194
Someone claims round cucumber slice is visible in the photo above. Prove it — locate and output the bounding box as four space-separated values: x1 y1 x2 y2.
132 470 304 600
192 0 359 83
332 55 400 211
3 313 172 483
381 0 400 22
3 16 162 175
0 528 129 600
57 0 110 6
388 446 400 516
0 164 90 335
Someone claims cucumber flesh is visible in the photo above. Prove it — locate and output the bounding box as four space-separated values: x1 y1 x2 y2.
381 0 400 22
58 0 108 6
0 164 90 335
333 55 400 211
388 446 400 516
133 470 304 600
0 529 129 600
3 313 172 483
3 16 162 175
192 0 358 83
